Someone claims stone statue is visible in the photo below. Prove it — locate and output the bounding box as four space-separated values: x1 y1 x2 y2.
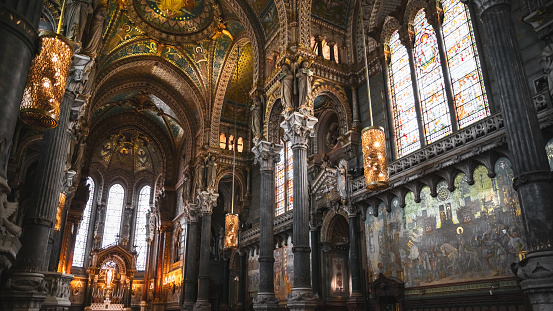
540 43 553 96
250 94 262 138
279 64 295 113
0 191 21 237
207 156 218 189
336 159 347 200
83 0 108 58
64 0 92 43
296 60 313 110
196 157 206 190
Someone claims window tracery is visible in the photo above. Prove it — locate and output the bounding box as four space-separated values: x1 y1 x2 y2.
73 177 95 267
387 1 488 157
134 185 151 271
102 183 125 248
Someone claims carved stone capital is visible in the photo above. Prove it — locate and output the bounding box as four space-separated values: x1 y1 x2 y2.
185 203 200 223
345 204 358 218
197 189 219 215
253 292 280 310
462 0 511 15
66 54 94 97
287 289 319 311
42 272 73 308
280 112 318 148
253 140 283 171
515 251 553 308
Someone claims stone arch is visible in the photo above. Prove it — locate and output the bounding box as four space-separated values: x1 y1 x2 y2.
274 0 289 50
265 98 284 144
320 208 349 243
404 0 432 26
210 38 251 148
215 168 246 202
380 16 402 45
309 82 352 133
263 93 280 141
315 109 340 155
98 253 127 276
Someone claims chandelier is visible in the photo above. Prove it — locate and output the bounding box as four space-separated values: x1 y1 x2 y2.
19 0 73 128
225 99 241 250
358 0 389 191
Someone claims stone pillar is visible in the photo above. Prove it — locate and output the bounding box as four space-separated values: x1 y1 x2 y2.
281 112 318 311
315 36 324 58
328 41 336 62
350 84 362 130
182 206 200 311
0 88 79 310
194 189 218 311
309 222 321 298
140 240 153 310
346 206 363 310
238 251 246 311
466 0 553 309
221 259 230 310
0 0 43 283
252 140 283 310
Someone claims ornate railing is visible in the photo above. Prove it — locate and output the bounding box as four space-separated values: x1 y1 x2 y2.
239 210 293 247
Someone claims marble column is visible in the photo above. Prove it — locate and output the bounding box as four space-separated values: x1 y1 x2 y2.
309 222 321 298
1 90 75 310
194 189 218 311
252 140 283 310
0 0 43 281
466 0 553 309
281 112 318 311
221 259 230 310
346 206 363 311
182 205 200 311
350 84 362 131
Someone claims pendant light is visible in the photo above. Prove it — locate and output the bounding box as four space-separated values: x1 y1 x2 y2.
358 0 389 191
19 0 73 128
224 49 241 250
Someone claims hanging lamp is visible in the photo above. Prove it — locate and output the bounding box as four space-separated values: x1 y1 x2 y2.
358 0 389 191
224 51 241 250
19 0 73 128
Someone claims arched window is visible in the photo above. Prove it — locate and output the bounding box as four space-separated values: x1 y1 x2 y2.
220 133 227 149
442 0 489 127
275 141 293 216
102 183 125 248
413 9 451 143
387 0 488 157
134 185 151 271
73 177 95 267
228 135 234 151
237 137 244 153
389 31 419 156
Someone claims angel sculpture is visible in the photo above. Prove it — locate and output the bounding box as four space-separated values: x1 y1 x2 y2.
0 192 21 237
212 17 234 41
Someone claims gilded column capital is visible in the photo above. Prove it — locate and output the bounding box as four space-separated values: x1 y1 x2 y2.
252 140 283 172
280 112 318 148
197 189 219 215
461 0 512 15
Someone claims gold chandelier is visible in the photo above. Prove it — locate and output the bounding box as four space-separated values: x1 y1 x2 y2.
358 0 389 191
19 32 73 128
20 0 73 128
224 104 240 250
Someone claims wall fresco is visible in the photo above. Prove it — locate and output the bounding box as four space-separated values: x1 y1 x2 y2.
365 158 526 288
247 251 259 293
273 243 293 300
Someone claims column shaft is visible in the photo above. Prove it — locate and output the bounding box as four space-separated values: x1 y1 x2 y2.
194 213 212 310
16 93 74 272
348 215 361 295
291 145 310 289
183 220 200 309
310 227 321 297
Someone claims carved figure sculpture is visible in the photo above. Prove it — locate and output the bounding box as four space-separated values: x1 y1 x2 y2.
207 156 218 189
65 0 92 42
196 157 206 190
83 0 108 57
279 64 295 112
336 159 347 200
250 94 262 138
540 43 553 96
0 192 21 237
296 60 313 109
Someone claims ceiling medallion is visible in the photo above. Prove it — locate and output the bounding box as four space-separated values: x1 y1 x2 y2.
125 0 219 44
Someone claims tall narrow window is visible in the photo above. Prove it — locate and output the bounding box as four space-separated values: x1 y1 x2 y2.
73 177 95 267
134 185 150 271
220 133 227 149
275 141 293 216
388 31 420 156
413 9 451 143
442 0 489 127
102 183 125 248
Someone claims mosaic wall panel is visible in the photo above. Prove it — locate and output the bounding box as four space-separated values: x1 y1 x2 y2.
365 158 526 288
274 244 294 300
247 251 260 293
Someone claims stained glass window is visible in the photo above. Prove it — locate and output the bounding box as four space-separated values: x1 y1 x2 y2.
388 31 420 157
275 142 286 216
102 184 125 248
220 133 226 149
135 185 151 271
275 141 293 216
442 0 489 127
73 177 95 267
413 9 451 143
